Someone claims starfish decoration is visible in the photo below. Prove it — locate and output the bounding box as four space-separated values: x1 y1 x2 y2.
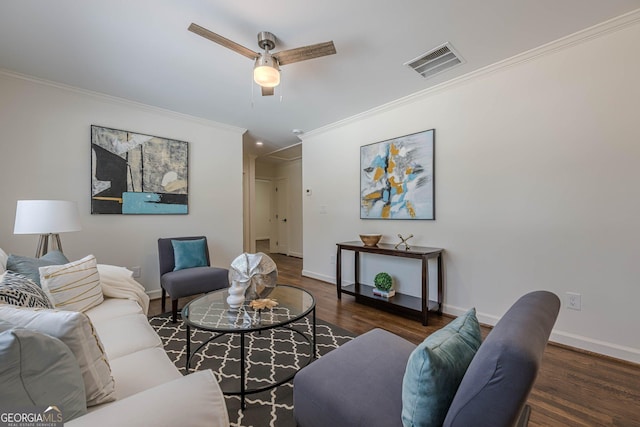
249 298 279 310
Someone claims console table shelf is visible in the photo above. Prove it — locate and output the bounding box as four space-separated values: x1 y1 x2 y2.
336 241 444 325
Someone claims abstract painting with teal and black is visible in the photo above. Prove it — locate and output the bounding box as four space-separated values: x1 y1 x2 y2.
91 125 188 214
360 129 434 220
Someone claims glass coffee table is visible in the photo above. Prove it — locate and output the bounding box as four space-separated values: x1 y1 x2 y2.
182 285 316 409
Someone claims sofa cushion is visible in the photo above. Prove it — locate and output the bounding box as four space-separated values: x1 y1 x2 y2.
0 271 53 308
402 308 482 427
172 238 208 271
65 370 229 427
91 313 162 360
109 347 182 400
6 250 69 287
85 298 143 324
0 305 116 407
0 320 87 421
40 254 104 312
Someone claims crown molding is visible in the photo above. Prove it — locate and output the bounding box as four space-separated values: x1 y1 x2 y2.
303 8 640 140
0 68 246 134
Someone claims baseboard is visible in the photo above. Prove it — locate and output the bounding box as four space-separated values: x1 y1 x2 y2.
302 271 640 364
444 304 640 364
288 251 303 259
549 330 640 365
301 270 334 283
444 304 500 326
146 289 163 300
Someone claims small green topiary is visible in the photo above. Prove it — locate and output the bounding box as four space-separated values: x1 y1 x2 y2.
374 272 393 291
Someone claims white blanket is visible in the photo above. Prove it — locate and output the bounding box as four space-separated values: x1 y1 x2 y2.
97 264 150 315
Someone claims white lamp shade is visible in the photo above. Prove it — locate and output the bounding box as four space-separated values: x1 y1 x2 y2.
14 200 81 234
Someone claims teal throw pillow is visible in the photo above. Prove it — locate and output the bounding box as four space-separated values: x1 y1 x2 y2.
172 239 208 271
0 321 88 422
6 251 69 287
401 308 482 427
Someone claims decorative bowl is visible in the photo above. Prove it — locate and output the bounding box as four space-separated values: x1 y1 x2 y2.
359 234 382 246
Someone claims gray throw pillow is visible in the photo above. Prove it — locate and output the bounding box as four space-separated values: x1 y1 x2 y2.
6 250 69 287
0 271 53 308
0 305 116 407
0 320 87 422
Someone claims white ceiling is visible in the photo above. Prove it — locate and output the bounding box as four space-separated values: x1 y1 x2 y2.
1 1 638 159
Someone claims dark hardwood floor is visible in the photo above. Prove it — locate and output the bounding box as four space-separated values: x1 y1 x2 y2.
149 247 640 427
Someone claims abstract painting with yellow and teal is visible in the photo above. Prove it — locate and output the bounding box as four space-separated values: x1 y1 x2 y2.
360 129 434 220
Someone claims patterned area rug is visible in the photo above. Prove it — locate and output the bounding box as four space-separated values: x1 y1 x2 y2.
149 313 355 427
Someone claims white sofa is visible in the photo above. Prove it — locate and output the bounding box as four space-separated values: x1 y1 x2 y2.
68 297 230 427
0 250 229 426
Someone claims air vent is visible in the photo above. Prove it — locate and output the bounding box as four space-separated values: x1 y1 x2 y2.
405 42 464 79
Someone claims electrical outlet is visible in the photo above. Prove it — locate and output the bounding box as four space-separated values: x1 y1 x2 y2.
566 292 581 310
131 266 141 278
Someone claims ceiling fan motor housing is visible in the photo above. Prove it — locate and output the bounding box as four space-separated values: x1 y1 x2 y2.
257 31 276 51
255 53 279 70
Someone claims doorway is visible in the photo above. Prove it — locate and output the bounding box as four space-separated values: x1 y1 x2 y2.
247 144 301 257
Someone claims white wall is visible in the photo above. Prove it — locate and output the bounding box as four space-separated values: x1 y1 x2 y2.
255 161 277 178
0 72 245 297
302 17 640 362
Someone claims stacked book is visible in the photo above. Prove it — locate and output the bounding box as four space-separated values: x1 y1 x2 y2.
372 288 395 298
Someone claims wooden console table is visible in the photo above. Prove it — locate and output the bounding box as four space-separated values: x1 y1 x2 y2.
336 241 443 325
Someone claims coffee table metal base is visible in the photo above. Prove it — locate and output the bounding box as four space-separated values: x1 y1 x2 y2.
185 307 316 410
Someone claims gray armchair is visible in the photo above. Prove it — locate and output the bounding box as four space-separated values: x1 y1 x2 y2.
294 291 560 427
157 236 229 323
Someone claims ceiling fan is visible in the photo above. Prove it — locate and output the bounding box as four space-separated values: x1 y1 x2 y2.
188 23 336 96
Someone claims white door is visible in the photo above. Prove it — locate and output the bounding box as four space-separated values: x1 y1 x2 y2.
255 179 272 240
274 178 289 255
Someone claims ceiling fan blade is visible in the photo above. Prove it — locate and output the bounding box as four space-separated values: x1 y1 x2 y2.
261 86 275 96
273 41 336 66
188 23 258 60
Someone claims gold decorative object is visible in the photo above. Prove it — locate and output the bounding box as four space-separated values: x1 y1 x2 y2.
249 298 279 310
394 234 414 250
359 234 382 246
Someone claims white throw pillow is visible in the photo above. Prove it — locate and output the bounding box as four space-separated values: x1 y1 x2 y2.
40 254 104 312
0 305 116 407
0 247 7 273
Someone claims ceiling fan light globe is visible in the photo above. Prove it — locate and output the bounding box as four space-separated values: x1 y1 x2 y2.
254 53 280 88
254 65 280 87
